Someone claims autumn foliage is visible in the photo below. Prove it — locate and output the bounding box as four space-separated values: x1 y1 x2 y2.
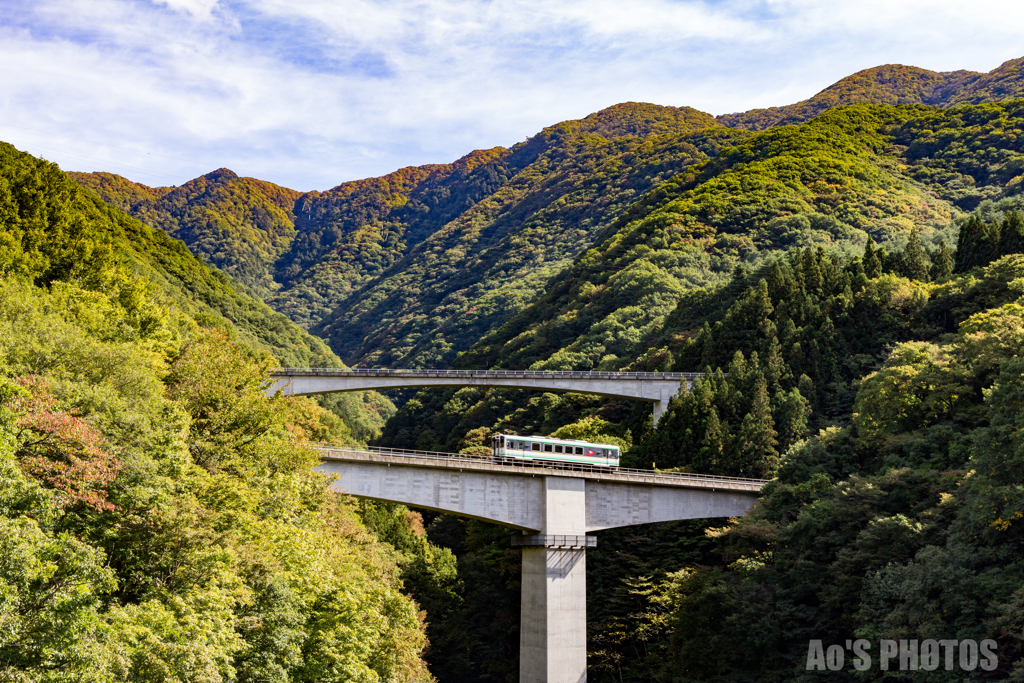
11 376 119 512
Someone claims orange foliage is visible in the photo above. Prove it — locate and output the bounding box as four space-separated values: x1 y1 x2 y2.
12 376 120 512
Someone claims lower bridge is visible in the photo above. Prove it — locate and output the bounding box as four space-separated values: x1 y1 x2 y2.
271 368 706 424
315 444 766 683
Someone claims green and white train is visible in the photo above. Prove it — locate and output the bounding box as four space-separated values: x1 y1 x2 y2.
490 433 620 468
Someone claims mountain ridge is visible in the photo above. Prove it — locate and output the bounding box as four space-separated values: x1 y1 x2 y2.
71 55 1024 371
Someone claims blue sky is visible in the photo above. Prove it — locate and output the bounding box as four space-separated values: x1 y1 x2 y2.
1 0 1023 191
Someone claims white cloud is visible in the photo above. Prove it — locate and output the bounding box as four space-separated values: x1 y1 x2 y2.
1 0 1022 190
154 0 221 19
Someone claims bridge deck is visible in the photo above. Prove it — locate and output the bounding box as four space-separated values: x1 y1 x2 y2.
275 367 705 380
315 444 766 493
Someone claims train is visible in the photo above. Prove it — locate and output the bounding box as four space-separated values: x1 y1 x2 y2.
490 433 620 468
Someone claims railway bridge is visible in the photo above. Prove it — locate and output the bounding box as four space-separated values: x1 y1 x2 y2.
315 444 766 683
270 367 705 424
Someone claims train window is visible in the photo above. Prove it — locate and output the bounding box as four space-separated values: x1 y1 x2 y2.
575 447 583 455
554 445 563 453
531 443 540 451
544 444 553 452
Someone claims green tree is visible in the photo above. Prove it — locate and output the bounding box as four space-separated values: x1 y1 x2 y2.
932 239 954 279
775 388 811 452
734 374 779 478
863 237 882 278
998 210 1024 256
903 227 930 281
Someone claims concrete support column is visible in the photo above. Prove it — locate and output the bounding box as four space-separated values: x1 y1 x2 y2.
653 398 670 426
520 477 588 683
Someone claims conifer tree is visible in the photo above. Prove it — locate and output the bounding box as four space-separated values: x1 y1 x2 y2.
956 214 997 272
802 248 822 292
698 321 716 368
719 360 743 423
735 374 779 478
998 210 1024 256
762 334 790 394
903 228 930 281
797 373 817 410
775 388 811 452
932 239 954 279
863 237 882 278
695 406 727 472
767 261 790 301
750 280 774 336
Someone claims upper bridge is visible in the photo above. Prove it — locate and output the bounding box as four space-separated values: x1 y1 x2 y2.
271 368 705 423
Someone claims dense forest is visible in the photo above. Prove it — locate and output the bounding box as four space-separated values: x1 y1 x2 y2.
0 143 430 681
7 53 1024 682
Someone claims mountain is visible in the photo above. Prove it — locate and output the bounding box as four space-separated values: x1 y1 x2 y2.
71 57 1024 376
377 100 1024 682
391 97 1024 447
313 120 743 368
71 168 302 297
717 64 981 130
73 102 728 362
12 143 391 440
945 55 1024 104
717 56 1024 131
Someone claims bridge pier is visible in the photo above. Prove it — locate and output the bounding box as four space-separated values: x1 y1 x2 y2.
519 477 589 683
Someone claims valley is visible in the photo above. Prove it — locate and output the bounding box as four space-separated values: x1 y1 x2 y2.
4 54 1024 682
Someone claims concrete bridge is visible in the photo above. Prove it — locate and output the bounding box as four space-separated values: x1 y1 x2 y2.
270 368 706 424
315 444 766 683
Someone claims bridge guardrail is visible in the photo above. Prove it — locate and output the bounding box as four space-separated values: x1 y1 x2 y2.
313 443 768 488
273 367 708 381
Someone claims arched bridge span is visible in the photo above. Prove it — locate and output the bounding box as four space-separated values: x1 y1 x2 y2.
271 368 705 423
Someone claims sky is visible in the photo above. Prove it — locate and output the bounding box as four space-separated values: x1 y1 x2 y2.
1 0 1023 191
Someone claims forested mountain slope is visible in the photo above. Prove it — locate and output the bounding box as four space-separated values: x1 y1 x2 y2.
717 56 1024 130
73 57 1024 376
270 147 516 329
380 102 1024 682
9 143 391 440
73 102 727 363
389 99 1024 452
316 123 746 368
0 142 434 681
72 168 302 297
